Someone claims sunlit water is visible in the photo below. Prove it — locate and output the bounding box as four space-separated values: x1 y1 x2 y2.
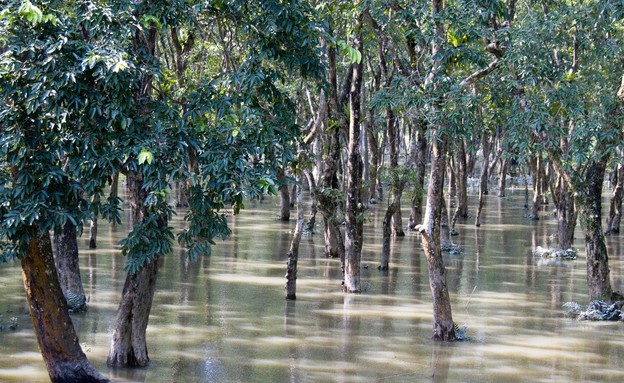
1 191 624 383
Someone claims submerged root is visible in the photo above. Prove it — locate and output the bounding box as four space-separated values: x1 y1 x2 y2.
454 323 468 341
532 246 577 260
65 291 88 313
441 243 462 255
564 300 624 321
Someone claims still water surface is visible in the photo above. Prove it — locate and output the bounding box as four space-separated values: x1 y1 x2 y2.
1 192 624 382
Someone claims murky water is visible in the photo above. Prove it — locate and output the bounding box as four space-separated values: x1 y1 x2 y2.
1 191 624 383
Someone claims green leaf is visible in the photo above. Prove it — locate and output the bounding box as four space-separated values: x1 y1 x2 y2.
138 149 154 165
18 0 43 24
111 59 128 73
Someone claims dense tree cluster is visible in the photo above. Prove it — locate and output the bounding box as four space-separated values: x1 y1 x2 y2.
1 0 623 381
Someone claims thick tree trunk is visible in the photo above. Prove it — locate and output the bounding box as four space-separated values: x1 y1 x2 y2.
107 253 160 367
577 160 613 302
285 182 304 300
417 133 456 341
22 231 108 383
343 14 364 293
53 220 87 312
606 162 624 235
107 170 161 367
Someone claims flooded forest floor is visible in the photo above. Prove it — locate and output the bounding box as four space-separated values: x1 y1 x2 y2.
1 190 624 382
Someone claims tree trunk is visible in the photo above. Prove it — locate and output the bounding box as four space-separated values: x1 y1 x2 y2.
552 172 577 249
303 170 318 232
381 201 399 270
447 158 456 198
285 181 304 300
498 158 508 197
577 159 613 302
451 140 468 232
317 29 346 261
278 167 291 221
440 192 453 249
409 121 427 230
53 220 87 312
417 132 456 341
606 162 624 235
528 156 542 219
107 170 161 367
22 230 108 383
366 108 381 203
88 217 97 249
386 111 405 233
107 253 160 367
110 170 119 200
475 133 491 227
343 13 364 293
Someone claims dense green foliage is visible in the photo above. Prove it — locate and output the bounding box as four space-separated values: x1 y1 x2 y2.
0 0 323 271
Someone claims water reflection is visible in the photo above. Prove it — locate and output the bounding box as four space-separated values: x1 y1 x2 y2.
1 192 624 382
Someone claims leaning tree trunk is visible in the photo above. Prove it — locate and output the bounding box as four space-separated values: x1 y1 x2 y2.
343 13 364 293
577 159 613 302
417 132 456 341
22 230 108 383
107 170 161 367
606 161 624 235
53 220 87 312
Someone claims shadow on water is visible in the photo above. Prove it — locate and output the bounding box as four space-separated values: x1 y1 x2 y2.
2 191 624 382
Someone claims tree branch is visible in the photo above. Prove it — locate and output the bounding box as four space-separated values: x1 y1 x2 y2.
459 58 501 88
